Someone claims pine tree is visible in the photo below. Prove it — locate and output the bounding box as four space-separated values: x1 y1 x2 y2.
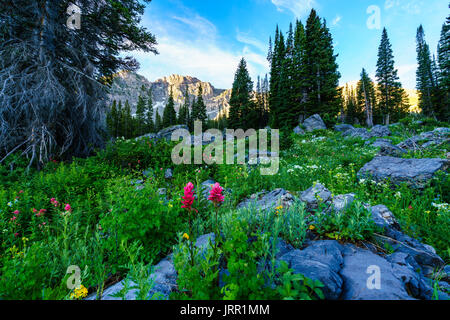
0 0 158 166
356 68 376 127
155 110 162 132
191 84 208 126
178 87 190 127
135 93 146 136
106 100 117 137
228 58 255 129
116 101 123 137
163 87 177 128
376 28 402 125
269 27 286 128
293 20 308 119
303 10 341 121
123 101 133 139
146 88 155 133
416 25 437 117
437 11 450 121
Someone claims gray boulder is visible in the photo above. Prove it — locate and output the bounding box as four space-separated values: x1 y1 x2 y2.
237 188 297 211
164 168 173 180
343 127 372 140
340 245 414 300
300 183 332 210
370 125 391 138
358 156 448 188
158 125 189 141
370 205 400 230
367 139 407 157
335 124 354 133
330 193 356 213
279 241 344 300
293 126 305 135
303 114 327 132
397 127 450 151
374 228 445 277
86 255 176 300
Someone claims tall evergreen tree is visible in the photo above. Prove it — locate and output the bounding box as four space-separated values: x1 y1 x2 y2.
303 11 341 122
416 25 437 117
123 101 134 139
228 58 255 129
155 110 162 132
106 100 117 137
293 20 308 118
146 88 155 133
356 69 376 127
437 11 450 120
135 93 147 136
0 0 158 166
191 84 208 126
376 28 402 125
269 26 286 128
163 87 177 128
178 87 191 127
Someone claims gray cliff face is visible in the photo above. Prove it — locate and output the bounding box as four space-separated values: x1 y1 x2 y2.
107 71 231 120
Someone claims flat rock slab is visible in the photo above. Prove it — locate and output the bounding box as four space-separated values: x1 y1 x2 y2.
358 156 448 188
340 245 415 300
279 241 344 300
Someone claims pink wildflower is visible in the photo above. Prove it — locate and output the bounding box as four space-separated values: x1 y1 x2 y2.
208 183 225 205
64 204 71 212
181 182 197 212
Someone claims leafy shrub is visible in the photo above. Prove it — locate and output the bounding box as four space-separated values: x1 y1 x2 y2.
312 201 378 241
99 179 185 267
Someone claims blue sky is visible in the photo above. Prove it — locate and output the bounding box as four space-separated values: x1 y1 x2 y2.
134 0 448 89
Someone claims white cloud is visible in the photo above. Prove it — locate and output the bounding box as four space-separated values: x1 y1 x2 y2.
271 0 317 18
134 11 269 89
332 15 342 26
384 0 423 14
236 31 268 53
172 14 217 39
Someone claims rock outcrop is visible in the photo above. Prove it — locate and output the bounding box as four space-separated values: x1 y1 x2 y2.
397 127 450 151
358 156 448 188
108 71 232 120
303 114 327 132
237 188 297 211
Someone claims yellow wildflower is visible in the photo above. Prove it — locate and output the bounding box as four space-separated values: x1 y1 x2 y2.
309 225 316 231
70 285 88 300
182 233 189 240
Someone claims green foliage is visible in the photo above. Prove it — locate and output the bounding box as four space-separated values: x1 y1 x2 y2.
191 85 208 127
269 10 341 129
163 88 177 128
312 201 379 241
0 116 448 300
228 58 258 130
99 179 185 264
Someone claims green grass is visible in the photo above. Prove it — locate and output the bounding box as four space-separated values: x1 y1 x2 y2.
0 118 448 299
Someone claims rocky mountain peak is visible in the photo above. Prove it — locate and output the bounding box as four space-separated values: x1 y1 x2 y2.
107 71 231 120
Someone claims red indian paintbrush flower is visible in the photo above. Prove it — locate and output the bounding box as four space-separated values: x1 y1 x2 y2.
181 182 197 212
208 183 224 205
